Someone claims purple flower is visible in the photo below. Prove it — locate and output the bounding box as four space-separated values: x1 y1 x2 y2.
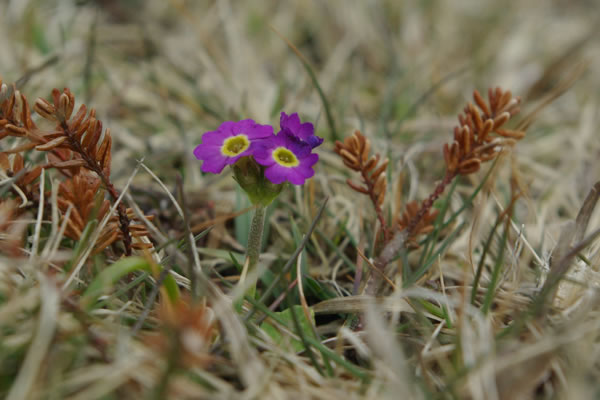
254 132 319 185
193 119 273 174
280 112 323 149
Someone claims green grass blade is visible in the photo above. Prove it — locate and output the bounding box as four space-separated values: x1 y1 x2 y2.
270 25 338 141
316 228 357 272
471 213 504 305
246 295 369 382
419 179 459 266
81 256 179 310
285 297 325 376
407 221 467 287
481 225 509 315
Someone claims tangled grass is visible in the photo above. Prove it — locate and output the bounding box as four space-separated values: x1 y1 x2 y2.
1 1 600 399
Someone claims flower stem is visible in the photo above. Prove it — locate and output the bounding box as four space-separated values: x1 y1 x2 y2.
242 205 266 299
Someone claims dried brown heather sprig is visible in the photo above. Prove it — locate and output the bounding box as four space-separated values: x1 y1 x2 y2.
33 89 112 176
0 80 37 144
0 81 134 255
403 88 524 242
0 200 27 257
335 130 390 240
58 171 153 254
359 87 526 301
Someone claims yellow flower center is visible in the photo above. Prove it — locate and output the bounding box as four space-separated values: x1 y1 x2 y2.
221 135 250 156
273 147 299 167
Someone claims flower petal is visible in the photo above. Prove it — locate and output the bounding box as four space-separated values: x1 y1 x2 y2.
280 112 301 133
297 153 319 177
193 143 221 160
306 134 323 148
247 124 274 140
285 168 307 185
253 150 274 166
254 134 284 166
264 163 289 184
282 132 311 158
217 121 239 136
279 112 323 149
200 130 229 146
200 155 228 173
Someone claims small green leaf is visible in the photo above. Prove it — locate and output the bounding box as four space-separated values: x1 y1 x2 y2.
260 305 316 353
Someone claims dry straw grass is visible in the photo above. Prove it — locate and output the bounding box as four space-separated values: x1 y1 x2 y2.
1 1 600 399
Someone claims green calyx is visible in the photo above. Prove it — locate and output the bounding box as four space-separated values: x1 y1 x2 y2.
232 157 285 206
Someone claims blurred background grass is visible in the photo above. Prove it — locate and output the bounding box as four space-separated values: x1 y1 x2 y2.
3 0 598 210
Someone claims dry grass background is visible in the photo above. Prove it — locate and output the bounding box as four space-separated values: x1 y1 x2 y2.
2 0 600 399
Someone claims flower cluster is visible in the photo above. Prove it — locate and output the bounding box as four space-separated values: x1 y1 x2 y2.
194 112 322 205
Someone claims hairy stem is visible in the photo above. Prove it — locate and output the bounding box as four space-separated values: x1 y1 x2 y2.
243 205 266 298
60 121 132 255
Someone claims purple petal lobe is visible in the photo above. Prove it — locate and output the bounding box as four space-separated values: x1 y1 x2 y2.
199 130 225 145
307 135 323 148
264 164 289 184
279 111 323 149
282 133 311 158
193 143 221 160
292 121 313 141
200 155 228 173
280 112 301 133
